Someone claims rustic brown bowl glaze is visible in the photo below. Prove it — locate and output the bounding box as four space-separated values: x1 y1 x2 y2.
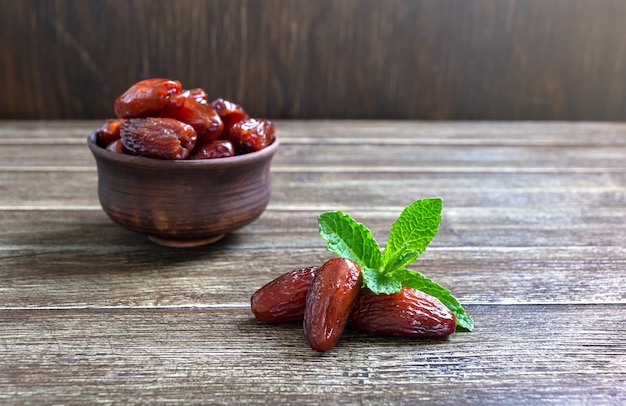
87 131 278 247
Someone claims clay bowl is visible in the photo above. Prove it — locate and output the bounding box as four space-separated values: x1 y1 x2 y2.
87 131 279 247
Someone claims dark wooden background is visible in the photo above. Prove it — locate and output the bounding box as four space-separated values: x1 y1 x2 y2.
1 0 626 121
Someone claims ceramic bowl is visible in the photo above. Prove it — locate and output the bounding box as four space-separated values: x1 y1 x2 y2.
87 131 279 247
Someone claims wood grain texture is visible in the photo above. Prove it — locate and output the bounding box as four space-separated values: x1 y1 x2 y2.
1 306 625 405
1 1 626 120
0 120 625 404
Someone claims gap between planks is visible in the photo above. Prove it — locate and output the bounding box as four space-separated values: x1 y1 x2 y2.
1 300 625 312
0 136 619 147
1 166 625 174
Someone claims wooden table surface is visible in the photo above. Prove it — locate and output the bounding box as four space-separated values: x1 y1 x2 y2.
1 120 625 404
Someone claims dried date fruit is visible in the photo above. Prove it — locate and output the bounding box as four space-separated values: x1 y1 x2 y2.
114 78 182 119
120 117 197 160
209 97 249 135
251 266 320 323
229 118 275 154
103 79 275 160
304 258 362 352
350 286 456 339
98 118 126 146
188 140 235 160
202 106 225 142
105 139 128 154
161 91 224 143
187 88 209 104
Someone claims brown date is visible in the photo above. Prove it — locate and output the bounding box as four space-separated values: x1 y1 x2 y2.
161 91 224 143
209 97 249 136
189 140 235 160
251 266 320 323
120 117 197 160
105 139 128 154
114 78 182 119
187 88 209 104
104 79 275 159
304 258 362 352
97 118 125 146
228 118 275 154
350 286 456 339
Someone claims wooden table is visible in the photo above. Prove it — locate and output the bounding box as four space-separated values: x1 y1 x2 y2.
1 120 625 404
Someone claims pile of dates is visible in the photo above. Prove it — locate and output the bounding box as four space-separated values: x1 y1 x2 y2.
96 78 274 160
251 258 457 352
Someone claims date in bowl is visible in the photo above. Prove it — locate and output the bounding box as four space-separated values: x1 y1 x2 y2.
87 130 279 247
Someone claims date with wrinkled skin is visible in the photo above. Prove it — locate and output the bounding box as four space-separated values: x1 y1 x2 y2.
229 118 275 154
188 139 235 160
209 97 249 135
251 266 320 323
161 91 224 143
98 118 126 147
120 117 197 160
304 258 362 352
350 286 456 339
114 78 182 119
187 88 209 104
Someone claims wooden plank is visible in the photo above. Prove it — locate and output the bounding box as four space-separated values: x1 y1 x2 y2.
3 141 626 170
273 121 626 146
1 171 625 208
0 120 98 139
0 305 624 404
0 244 623 307
3 120 626 146
0 209 624 308
2 207 625 249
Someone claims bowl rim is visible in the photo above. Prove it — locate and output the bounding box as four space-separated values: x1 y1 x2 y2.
87 129 279 168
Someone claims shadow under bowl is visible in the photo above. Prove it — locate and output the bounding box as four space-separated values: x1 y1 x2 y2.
87 131 279 247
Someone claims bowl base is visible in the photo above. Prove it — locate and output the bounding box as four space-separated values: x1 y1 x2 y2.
147 234 226 248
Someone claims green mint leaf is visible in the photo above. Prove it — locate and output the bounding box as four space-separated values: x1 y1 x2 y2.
382 245 420 274
317 200 474 333
383 198 442 271
318 211 383 272
392 268 474 331
362 268 402 295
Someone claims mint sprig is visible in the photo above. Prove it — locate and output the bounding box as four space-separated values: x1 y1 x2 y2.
318 210 383 274
318 198 474 331
383 198 442 270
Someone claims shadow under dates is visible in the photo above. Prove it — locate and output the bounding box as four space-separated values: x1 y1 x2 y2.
242 315 462 355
